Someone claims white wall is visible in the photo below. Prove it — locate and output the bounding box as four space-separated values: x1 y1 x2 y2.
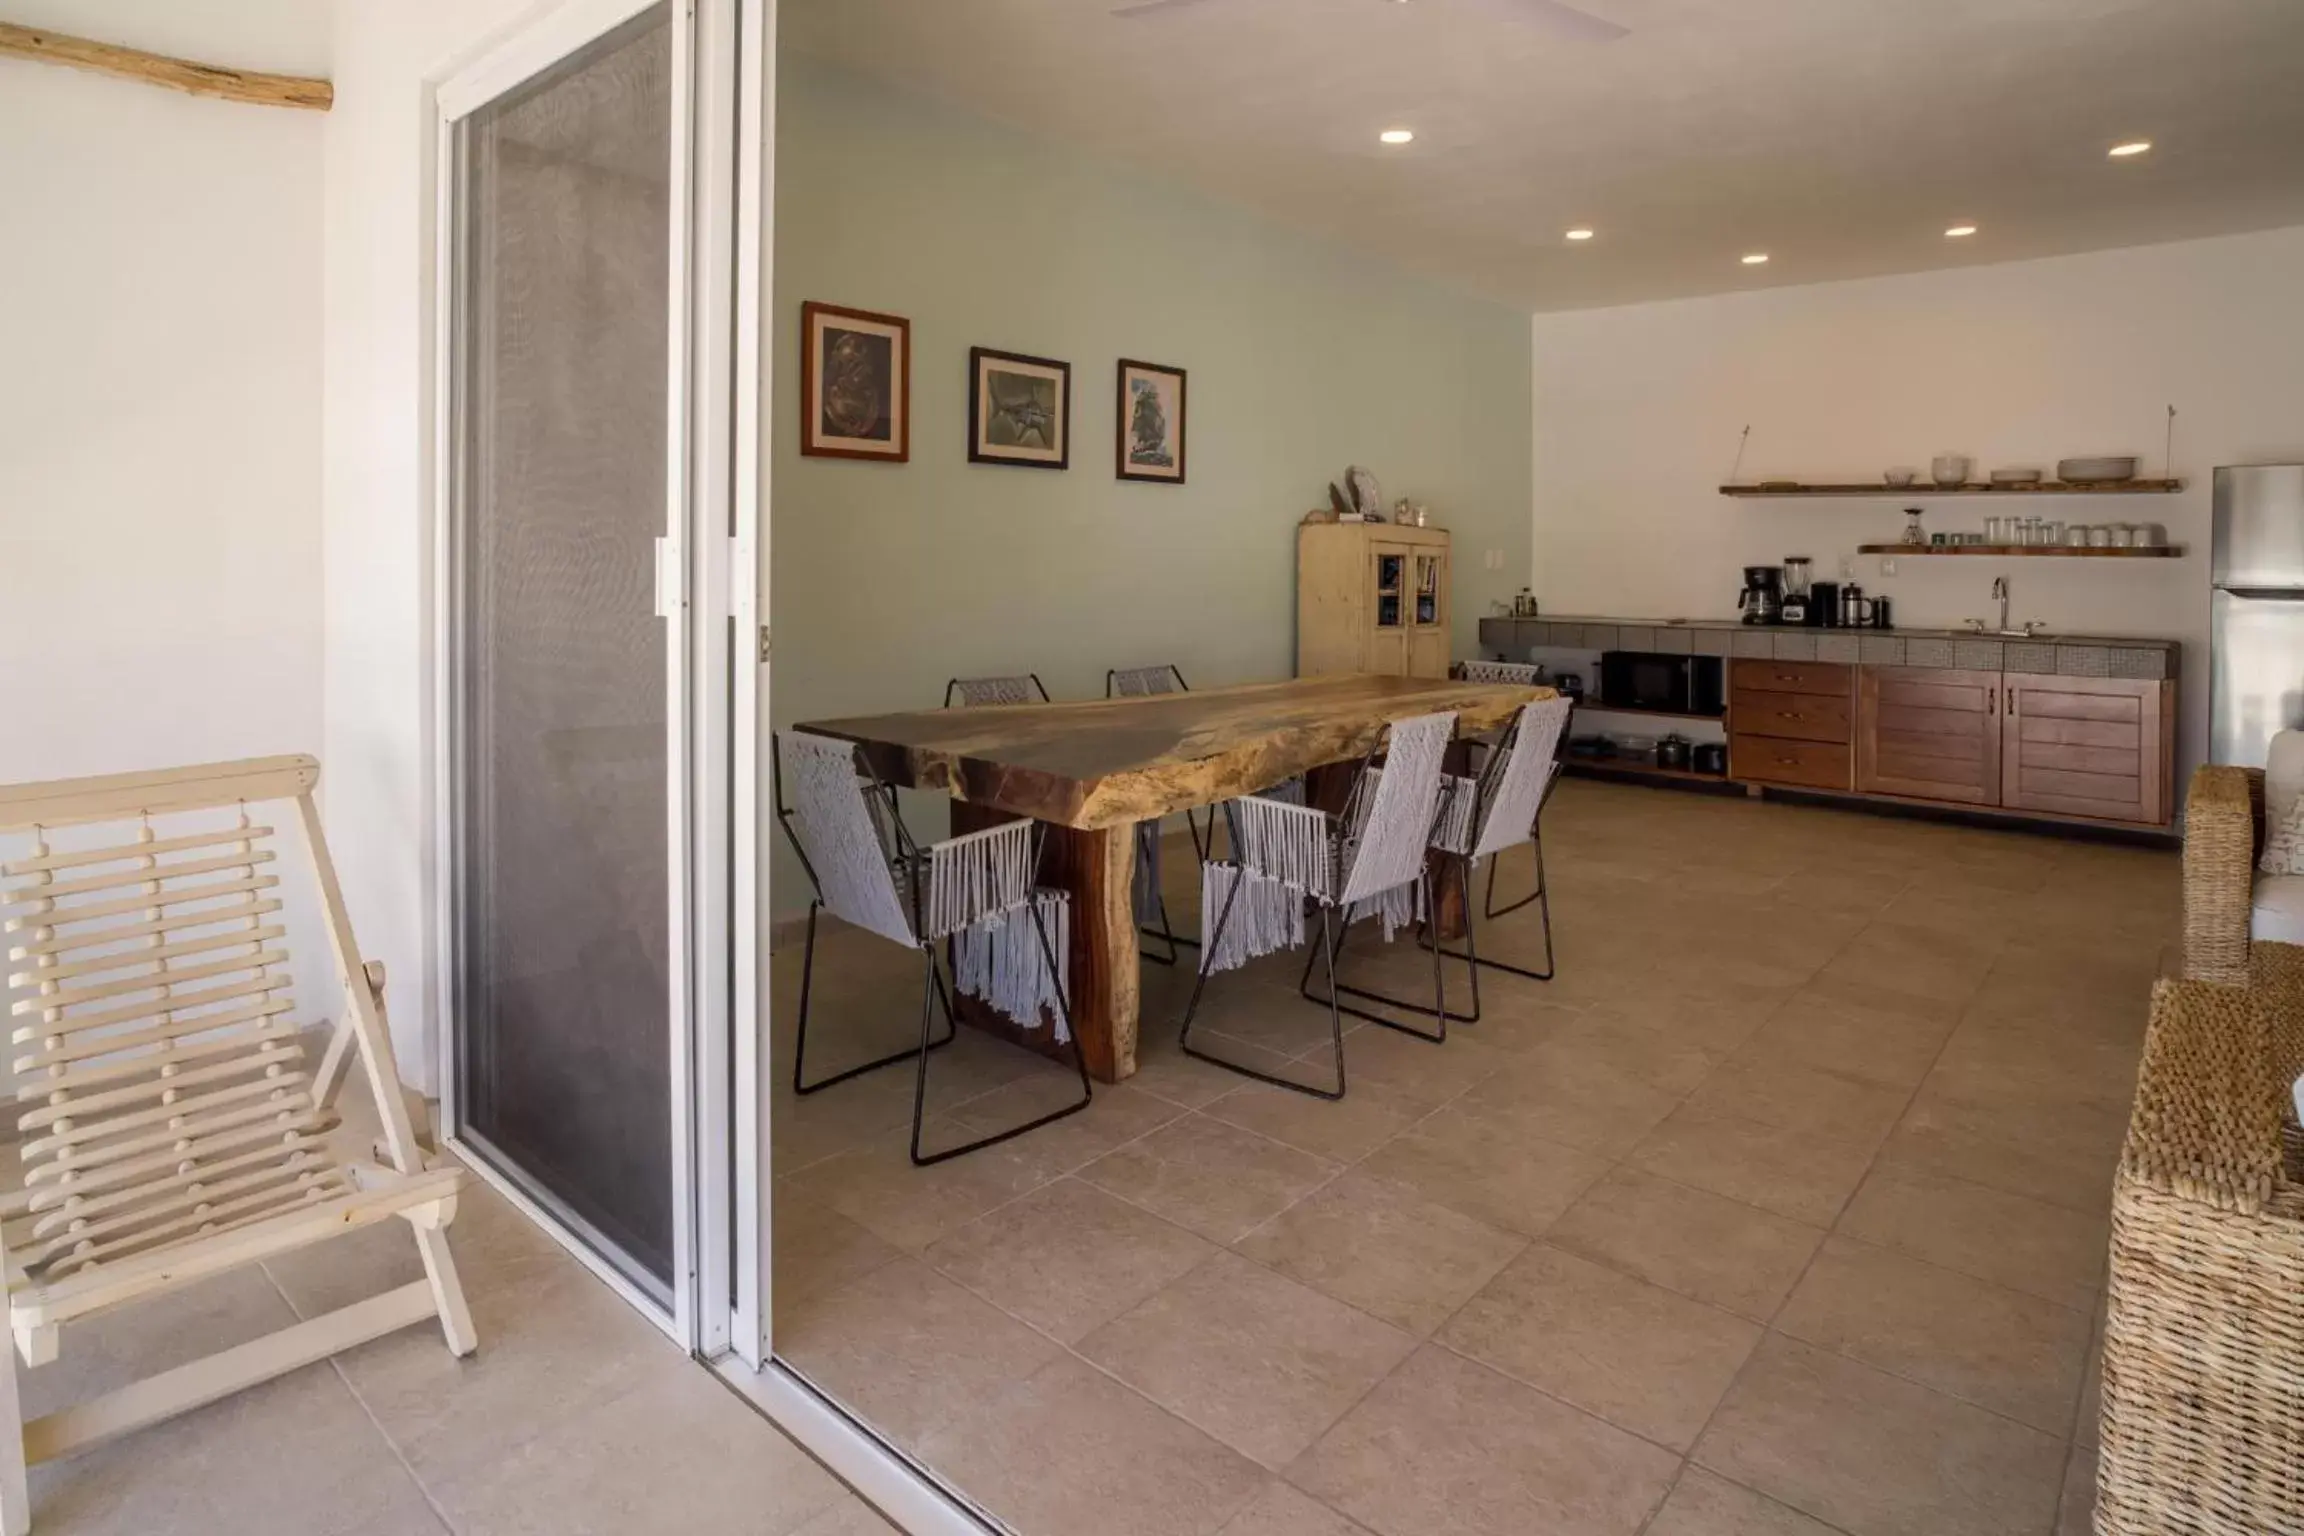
0 0 326 784
0 2 332 1085
1530 225 2304 795
321 0 548 1085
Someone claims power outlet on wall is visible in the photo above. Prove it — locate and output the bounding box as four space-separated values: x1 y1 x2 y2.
1880 556 1898 578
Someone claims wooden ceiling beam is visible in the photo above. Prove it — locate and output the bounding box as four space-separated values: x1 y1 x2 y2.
0 21 331 111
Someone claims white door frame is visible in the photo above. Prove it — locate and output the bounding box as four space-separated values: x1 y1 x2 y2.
428 0 728 1350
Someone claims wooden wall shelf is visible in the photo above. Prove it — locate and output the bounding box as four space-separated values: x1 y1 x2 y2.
1854 544 2182 559
1722 480 2182 498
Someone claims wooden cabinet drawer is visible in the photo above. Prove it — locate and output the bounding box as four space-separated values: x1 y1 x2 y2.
1730 689 1851 744
1732 733 1852 790
1731 657 1853 696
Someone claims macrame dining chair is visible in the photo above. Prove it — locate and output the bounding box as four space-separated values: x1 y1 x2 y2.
1457 659 1546 687
0 757 473 1536
943 674 1051 708
1334 697 1571 1024
1178 712 1458 1100
1433 695 1572 996
774 731 1090 1165
1105 664 1211 966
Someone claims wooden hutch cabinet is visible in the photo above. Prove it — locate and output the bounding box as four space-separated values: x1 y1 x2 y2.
1297 523 1451 679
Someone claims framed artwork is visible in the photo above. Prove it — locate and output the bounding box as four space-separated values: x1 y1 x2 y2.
801 301 909 461
968 347 1070 470
1116 359 1187 484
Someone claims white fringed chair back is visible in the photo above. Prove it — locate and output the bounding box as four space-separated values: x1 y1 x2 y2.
1457 660 1545 686
781 732 917 948
1199 712 1455 972
779 732 1069 1036
948 675 1045 707
1446 697 1572 862
1337 712 1454 905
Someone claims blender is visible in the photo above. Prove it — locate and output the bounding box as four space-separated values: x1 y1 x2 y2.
1779 557 1813 625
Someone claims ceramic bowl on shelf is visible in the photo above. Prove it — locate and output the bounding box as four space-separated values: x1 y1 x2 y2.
1990 467 2043 486
1884 468 1917 487
1931 454 1972 486
2057 455 2139 485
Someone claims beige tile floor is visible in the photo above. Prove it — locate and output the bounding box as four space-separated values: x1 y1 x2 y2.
775 778 2174 1536
16 1127 898 1535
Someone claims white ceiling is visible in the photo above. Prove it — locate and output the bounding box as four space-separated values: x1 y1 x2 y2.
782 0 2304 312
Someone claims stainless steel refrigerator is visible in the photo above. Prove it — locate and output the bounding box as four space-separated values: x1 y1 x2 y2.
2211 464 2304 768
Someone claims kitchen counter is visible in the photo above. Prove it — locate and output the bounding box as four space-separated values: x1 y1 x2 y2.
1476 613 2178 681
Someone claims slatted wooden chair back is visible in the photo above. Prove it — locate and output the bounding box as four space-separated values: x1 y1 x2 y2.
0 757 473 1536
6 805 337 1280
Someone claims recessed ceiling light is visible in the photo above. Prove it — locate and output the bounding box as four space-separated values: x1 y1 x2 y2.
1565 228 1595 241
2108 140 2152 157
1379 128 1415 145
1741 252 1769 265
1945 224 1978 238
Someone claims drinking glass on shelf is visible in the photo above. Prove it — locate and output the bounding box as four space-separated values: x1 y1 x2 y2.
2045 519 2065 546
1985 516 2005 543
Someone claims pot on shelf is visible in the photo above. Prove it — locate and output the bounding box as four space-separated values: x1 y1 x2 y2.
1692 741 1728 776
1656 734 1692 771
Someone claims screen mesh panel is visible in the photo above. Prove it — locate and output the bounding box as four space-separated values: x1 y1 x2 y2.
452 7 675 1292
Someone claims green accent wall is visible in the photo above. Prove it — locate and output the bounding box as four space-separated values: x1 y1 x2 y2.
771 54 1533 908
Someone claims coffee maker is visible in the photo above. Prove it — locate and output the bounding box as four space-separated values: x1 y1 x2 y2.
1738 565 1782 626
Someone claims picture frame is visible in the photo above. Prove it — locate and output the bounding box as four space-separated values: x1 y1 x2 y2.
801 300 910 461
1115 358 1187 484
968 346 1071 470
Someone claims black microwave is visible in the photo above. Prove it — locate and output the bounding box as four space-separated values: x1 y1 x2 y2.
1599 651 1725 717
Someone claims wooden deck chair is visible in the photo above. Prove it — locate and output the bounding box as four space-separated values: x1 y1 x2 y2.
0 756 473 1535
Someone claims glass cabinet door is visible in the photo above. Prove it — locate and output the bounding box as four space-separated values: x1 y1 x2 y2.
1414 554 1440 627
1375 550 1404 629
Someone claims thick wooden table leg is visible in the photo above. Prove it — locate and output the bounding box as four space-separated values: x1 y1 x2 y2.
947 805 1140 1083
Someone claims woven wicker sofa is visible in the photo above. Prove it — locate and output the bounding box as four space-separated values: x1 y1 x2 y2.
2183 741 2304 986
2101 902 2304 1530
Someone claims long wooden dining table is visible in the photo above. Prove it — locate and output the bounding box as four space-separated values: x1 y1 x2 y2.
797 674 1552 1083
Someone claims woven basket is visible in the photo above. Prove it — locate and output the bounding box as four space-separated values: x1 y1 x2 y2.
2098 951 2304 1534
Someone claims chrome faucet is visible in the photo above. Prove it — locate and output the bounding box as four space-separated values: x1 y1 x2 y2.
1992 576 2010 632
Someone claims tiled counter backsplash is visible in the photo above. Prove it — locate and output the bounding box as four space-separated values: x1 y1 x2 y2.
1476 616 2178 682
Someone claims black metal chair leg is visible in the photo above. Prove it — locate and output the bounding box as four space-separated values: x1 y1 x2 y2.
1304 894 1448 1044
1138 824 1207 967
910 907 1093 1167
1454 832 1556 982
793 900 956 1096
1182 871 1344 1100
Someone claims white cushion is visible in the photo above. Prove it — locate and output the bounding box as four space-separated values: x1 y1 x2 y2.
2251 873 2304 946
2268 731 2304 833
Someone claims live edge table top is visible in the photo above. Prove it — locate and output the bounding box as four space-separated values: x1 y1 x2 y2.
799 675 1554 831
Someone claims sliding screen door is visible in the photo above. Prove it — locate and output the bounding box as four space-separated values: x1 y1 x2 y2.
448 4 679 1302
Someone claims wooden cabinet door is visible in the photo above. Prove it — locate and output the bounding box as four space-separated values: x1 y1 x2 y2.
1407 628 1448 678
2001 675 2169 825
1856 666 2002 805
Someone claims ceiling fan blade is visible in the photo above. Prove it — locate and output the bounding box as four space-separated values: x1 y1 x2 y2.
1469 0 1631 41
1111 0 1223 16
